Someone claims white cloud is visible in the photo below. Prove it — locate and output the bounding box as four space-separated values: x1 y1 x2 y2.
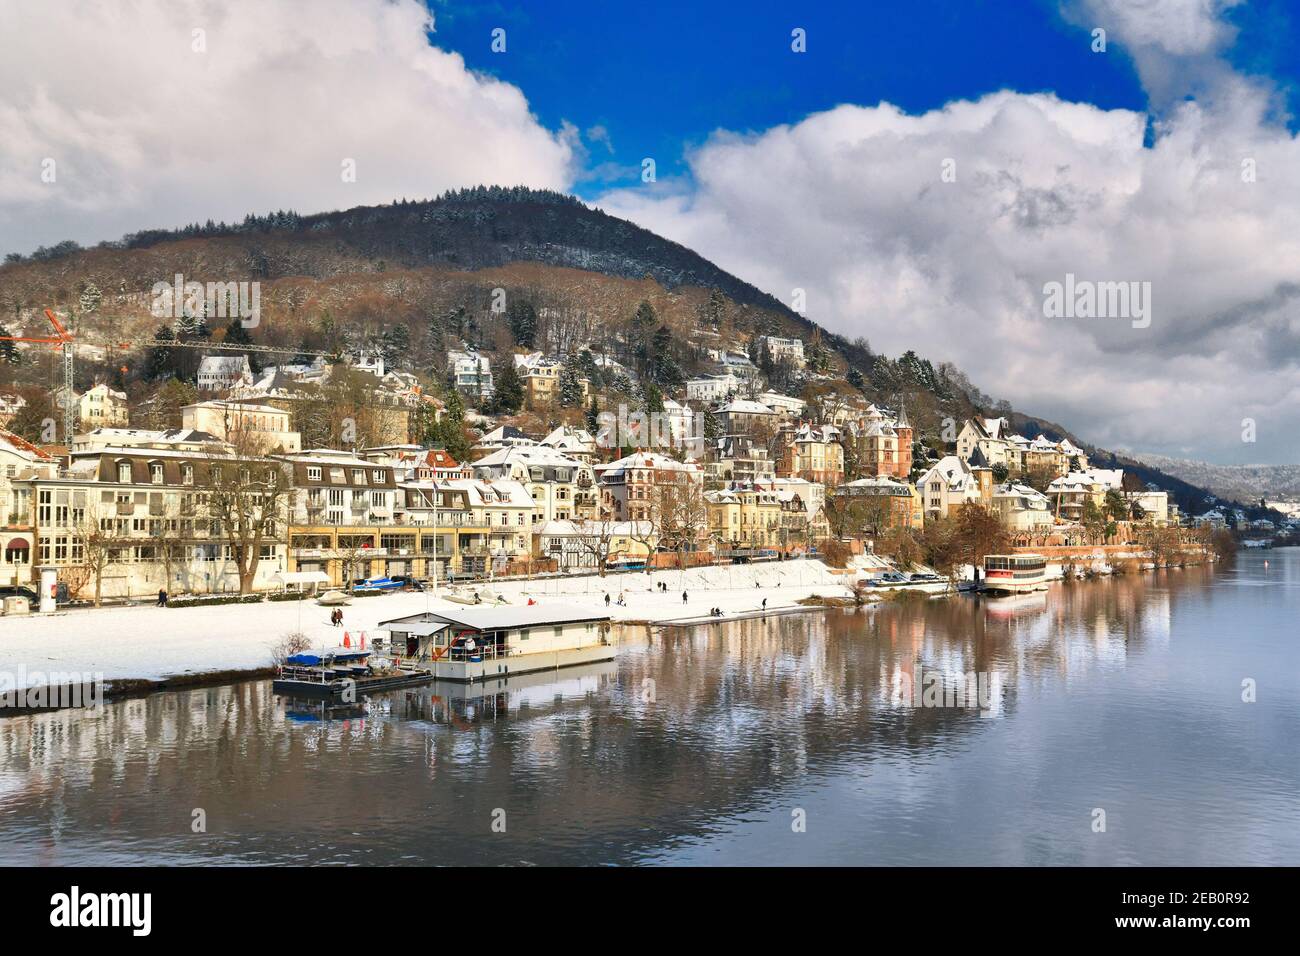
598 82 1300 463
0 0 574 254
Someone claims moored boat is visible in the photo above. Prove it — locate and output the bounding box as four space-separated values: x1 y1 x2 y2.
272 646 433 698
981 553 1049 594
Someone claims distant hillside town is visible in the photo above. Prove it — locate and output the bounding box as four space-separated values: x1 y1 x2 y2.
0 295 1269 606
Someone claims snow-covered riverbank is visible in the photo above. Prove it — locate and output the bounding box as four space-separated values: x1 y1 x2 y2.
0 559 852 692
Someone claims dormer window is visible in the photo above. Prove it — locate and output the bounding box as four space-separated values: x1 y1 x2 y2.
117 461 131 483
182 464 194 485
149 462 164 484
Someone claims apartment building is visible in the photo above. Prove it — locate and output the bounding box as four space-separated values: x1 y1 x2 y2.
395 477 534 578
76 383 130 429
991 482 1055 531
705 483 783 552
778 422 845 486
533 518 652 571
22 446 286 599
1047 469 1123 523
685 373 742 403
196 355 253 392
448 350 494 399
835 476 924 530
916 454 993 521
594 451 703 523
470 445 597 522
846 409 913 479
183 400 302 453
755 335 806 368
0 428 58 588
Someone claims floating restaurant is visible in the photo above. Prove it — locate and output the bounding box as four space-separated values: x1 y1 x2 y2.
377 603 615 682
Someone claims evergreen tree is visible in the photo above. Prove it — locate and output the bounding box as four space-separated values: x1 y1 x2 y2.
491 360 524 414
586 395 599 434
701 288 726 329
558 362 583 407
507 298 538 348
0 325 20 365
433 390 471 462
642 381 664 413
145 325 177 380
649 325 683 387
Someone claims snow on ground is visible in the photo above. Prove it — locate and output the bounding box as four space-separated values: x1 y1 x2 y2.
0 560 851 690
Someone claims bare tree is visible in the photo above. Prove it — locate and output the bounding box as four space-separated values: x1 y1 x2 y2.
653 476 709 569
197 447 291 595
69 501 121 607
572 518 632 577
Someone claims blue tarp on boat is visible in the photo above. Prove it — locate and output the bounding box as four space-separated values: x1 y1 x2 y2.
286 649 371 666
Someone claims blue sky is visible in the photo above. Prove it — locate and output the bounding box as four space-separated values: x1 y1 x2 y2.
429 0 1296 196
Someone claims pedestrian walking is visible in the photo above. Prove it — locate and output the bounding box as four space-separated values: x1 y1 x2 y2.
682 591 688 604
157 588 167 607
605 593 610 607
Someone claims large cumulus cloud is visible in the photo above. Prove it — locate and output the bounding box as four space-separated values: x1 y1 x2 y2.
599 19 1300 464
0 0 575 255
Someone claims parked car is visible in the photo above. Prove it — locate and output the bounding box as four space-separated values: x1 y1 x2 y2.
0 585 39 604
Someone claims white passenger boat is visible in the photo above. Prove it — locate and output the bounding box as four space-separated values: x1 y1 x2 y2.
981 553 1049 594
316 589 352 606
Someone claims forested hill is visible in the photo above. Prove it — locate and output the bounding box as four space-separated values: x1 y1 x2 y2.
0 187 1270 522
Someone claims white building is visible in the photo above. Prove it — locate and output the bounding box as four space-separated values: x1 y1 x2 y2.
182 400 302 453
686 372 743 403
196 355 254 392
470 445 597 523
755 335 806 367
448 350 494 399
917 455 989 519
0 428 58 589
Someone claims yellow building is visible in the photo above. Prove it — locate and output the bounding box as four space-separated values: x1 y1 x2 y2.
705 484 783 552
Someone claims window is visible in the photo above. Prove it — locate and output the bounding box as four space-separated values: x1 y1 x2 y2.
353 469 366 484
150 462 164 484
117 461 131 483
182 464 193 485
372 470 383 483
307 466 322 481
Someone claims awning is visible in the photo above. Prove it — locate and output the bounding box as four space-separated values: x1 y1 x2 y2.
377 620 448 637
273 570 330 585
3 539 30 550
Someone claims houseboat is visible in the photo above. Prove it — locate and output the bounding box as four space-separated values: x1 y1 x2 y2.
377 603 615 683
981 553 1050 594
272 647 434 699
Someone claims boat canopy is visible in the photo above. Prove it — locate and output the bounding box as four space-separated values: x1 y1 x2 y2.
286 648 371 666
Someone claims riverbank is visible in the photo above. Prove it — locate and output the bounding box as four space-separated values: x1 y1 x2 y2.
0 559 852 694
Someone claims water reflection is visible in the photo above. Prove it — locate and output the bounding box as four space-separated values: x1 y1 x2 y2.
1 554 1297 865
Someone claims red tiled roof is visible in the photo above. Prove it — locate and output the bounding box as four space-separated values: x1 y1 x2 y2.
0 427 54 460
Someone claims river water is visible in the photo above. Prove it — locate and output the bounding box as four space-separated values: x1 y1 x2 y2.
2 549 1297 866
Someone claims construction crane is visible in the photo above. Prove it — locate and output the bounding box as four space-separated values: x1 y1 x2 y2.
0 308 311 444
0 308 80 443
